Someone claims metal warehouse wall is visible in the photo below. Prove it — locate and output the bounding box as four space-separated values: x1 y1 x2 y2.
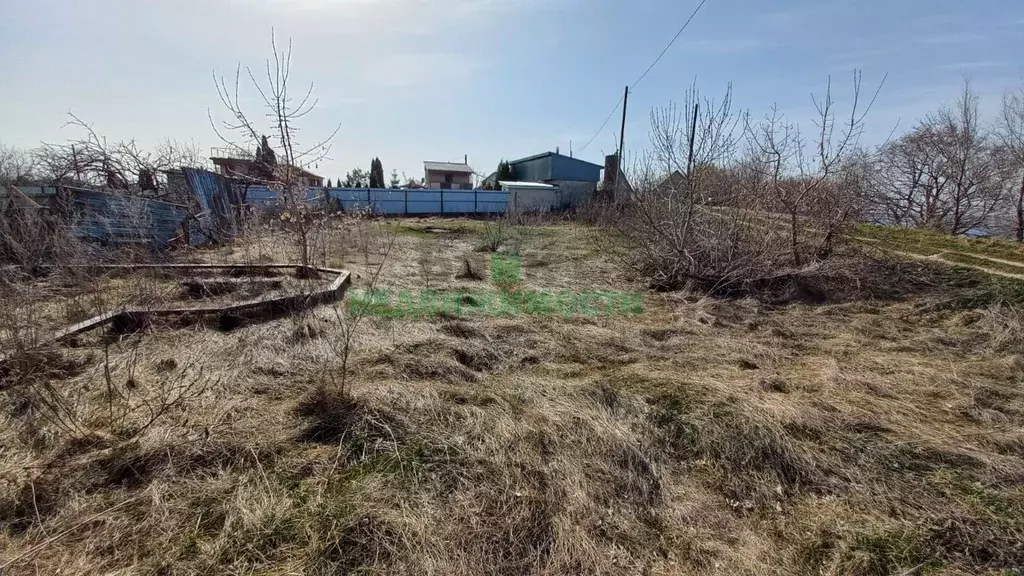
550 180 597 209
550 155 602 182
511 157 554 181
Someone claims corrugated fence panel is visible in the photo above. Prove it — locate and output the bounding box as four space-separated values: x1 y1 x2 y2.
326 189 511 215
66 188 189 247
244 187 282 206
183 168 237 242
241 186 328 208
476 192 509 213
5 186 194 248
6 184 520 250
404 190 442 214
234 187 513 215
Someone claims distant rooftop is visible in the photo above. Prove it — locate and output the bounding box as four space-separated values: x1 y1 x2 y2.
508 151 604 170
209 156 323 180
423 161 474 174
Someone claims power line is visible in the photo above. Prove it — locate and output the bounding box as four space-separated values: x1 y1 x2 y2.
577 0 711 155
578 94 624 154
630 0 710 90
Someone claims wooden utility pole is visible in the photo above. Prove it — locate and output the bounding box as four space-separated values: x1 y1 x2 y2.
686 102 699 178
614 86 629 194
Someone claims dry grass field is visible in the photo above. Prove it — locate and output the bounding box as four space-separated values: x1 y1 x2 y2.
2 217 1024 575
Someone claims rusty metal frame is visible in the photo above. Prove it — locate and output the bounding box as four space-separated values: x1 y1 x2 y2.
41 264 352 341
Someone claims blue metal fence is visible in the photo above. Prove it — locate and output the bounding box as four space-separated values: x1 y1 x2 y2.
4 179 517 252
240 186 511 215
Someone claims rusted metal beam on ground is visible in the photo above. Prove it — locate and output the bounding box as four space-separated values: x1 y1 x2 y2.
37 263 347 278
49 263 309 271
50 310 123 342
45 268 351 343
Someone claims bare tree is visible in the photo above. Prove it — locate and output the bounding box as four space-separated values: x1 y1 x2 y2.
875 125 950 228
616 84 788 291
931 81 1003 234
34 113 209 193
648 83 742 199
745 71 883 264
0 144 37 185
209 29 339 266
877 81 1005 235
997 87 1024 241
612 74 881 293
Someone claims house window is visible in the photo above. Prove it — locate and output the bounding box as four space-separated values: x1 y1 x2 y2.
444 173 454 184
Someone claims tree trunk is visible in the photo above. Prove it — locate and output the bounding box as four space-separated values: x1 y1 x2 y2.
790 211 802 266
1016 173 1024 243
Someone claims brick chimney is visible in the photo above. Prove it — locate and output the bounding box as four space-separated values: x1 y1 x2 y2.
603 154 619 190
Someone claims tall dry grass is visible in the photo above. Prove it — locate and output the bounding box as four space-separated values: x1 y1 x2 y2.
2 217 1023 575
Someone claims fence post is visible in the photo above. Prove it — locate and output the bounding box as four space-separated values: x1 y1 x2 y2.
441 190 444 214
367 188 371 214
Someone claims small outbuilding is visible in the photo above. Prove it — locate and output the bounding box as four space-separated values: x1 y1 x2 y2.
499 181 559 213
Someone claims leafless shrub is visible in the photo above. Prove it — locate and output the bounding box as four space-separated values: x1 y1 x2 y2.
613 74 882 294
476 215 522 254
314 220 398 397
574 194 620 227
456 257 485 280
3 335 210 453
0 187 80 267
416 240 436 289
744 72 882 264
99 343 210 441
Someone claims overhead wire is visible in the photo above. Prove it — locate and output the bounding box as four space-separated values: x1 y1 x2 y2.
576 0 712 155
629 0 710 91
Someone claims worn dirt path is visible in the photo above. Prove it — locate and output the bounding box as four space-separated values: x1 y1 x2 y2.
850 236 1024 280
706 206 1024 281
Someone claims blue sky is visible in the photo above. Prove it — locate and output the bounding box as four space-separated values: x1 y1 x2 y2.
1 0 1022 182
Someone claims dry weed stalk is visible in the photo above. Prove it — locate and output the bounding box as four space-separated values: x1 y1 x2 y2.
321 221 398 394
0 186 79 268
5 336 212 448
476 213 523 255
